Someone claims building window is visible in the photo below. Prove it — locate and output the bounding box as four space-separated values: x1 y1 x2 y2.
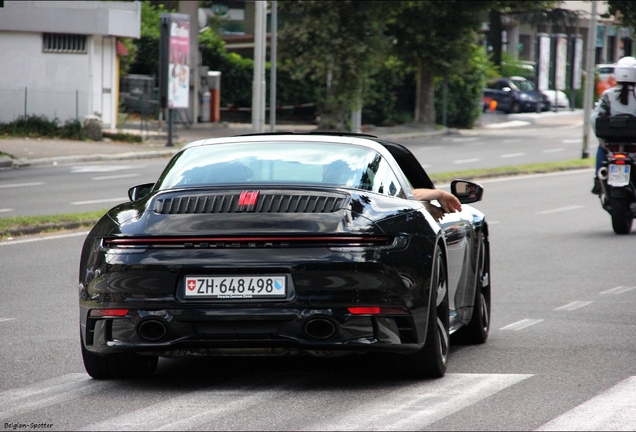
42 33 87 54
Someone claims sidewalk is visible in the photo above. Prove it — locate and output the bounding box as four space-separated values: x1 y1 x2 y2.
0 109 584 169
0 121 451 169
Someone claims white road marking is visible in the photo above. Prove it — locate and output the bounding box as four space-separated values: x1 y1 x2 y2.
0 231 89 246
501 152 526 158
537 376 636 431
500 319 543 331
0 182 44 189
449 137 480 143
553 301 593 311
82 380 296 431
536 205 584 215
0 208 14 213
601 286 636 295
0 318 15 323
71 165 141 173
502 139 521 144
562 139 582 143
71 198 125 205
484 120 531 128
543 148 565 153
92 173 140 181
0 373 113 421
453 158 481 164
306 374 532 431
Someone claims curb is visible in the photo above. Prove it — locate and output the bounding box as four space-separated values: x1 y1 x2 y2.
4 128 452 168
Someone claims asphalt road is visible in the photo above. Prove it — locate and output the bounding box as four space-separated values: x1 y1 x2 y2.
0 111 590 218
1 169 634 430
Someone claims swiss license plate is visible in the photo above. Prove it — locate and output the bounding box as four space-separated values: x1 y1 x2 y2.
184 275 286 299
608 164 631 187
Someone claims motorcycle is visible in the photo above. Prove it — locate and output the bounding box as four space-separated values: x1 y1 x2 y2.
595 115 636 234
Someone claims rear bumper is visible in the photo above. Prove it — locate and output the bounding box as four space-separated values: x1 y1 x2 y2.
80 306 424 356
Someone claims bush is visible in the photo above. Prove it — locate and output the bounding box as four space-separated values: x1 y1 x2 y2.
434 45 498 129
362 57 415 126
0 115 85 140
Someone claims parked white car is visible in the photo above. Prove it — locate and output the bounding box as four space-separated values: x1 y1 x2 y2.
542 90 571 110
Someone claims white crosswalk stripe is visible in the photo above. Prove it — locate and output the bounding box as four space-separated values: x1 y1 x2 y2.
0 374 114 421
82 384 294 431
536 376 636 431
302 373 532 431
2 373 636 430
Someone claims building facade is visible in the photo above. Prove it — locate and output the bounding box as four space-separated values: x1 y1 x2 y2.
0 1 141 129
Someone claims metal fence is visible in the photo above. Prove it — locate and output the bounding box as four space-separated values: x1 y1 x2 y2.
0 87 89 125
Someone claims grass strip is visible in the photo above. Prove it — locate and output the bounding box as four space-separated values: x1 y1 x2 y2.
0 209 107 239
428 158 594 183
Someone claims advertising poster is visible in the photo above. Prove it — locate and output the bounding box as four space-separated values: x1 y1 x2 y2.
572 37 583 90
538 34 551 92
555 35 567 91
168 18 190 109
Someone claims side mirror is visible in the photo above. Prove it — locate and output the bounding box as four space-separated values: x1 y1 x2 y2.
451 180 483 204
502 87 511 92
128 183 155 202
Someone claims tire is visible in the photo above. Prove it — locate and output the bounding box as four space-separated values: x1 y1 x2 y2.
455 234 491 344
81 337 158 379
510 101 520 114
402 246 449 378
610 197 633 234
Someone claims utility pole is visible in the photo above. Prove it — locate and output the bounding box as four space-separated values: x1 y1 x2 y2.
582 1 598 159
270 1 277 132
252 1 266 132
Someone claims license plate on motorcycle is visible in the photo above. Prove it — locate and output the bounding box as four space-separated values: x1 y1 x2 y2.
184 275 287 299
608 164 631 187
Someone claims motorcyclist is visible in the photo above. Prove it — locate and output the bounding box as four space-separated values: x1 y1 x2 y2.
591 56 636 194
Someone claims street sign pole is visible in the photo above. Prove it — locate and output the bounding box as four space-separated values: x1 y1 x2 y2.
582 1 598 159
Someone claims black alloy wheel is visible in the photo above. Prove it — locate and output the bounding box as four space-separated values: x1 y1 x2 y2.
610 197 634 234
81 336 158 379
402 246 449 378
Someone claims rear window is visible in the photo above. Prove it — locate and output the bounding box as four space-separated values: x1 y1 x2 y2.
155 142 405 197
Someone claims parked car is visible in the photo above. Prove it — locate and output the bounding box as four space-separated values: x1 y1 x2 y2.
483 77 551 113
78 133 491 380
542 89 571 110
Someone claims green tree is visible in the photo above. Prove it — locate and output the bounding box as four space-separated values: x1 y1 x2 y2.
485 1 559 67
127 1 176 76
389 1 486 125
606 1 636 32
277 1 394 130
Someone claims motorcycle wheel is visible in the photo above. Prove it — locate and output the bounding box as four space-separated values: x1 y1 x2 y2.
610 197 633 234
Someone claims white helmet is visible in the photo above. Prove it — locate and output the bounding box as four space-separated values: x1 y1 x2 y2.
614 56 636 83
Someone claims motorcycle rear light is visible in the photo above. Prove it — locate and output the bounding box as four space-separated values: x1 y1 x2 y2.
90 309 129 317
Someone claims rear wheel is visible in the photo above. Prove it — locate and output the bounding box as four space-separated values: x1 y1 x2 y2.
403 247 449 378
455 234 490 344
510 101 520 114
81 337 158 379
610 197 633 234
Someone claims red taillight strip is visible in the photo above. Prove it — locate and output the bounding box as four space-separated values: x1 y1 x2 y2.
348 307 410 315
106 236 391 246
90 309 129 317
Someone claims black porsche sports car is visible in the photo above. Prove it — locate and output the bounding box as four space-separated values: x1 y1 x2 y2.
78 133 490 379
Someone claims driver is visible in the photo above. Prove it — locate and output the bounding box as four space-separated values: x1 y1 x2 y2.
591 56 636 194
